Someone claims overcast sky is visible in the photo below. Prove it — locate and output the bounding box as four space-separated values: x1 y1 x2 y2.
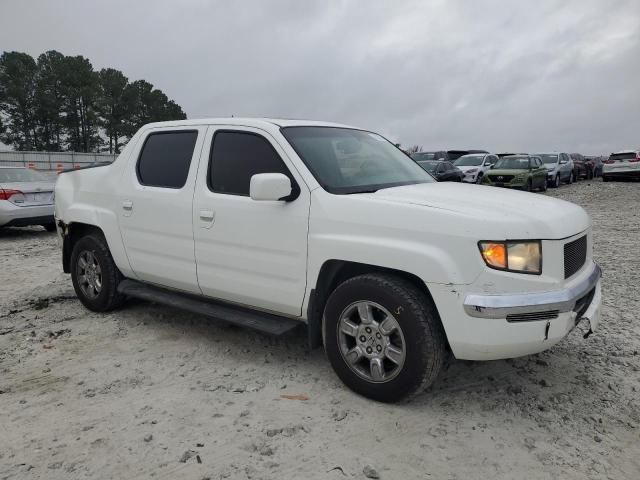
1 0 639 154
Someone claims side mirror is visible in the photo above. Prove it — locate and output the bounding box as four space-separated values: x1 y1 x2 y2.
250 173 292 201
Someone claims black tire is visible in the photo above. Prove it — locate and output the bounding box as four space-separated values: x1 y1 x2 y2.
526 179 532 192
540 178 547 192
569 172 575 184
42 223 57 232
602 175 609 182
323 274 446 403
552 175 560 188
476 173 483 184
70 233 124 312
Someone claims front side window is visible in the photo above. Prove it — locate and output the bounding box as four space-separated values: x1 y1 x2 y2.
281 127 434 194
137 131 198 188
209 131 293 196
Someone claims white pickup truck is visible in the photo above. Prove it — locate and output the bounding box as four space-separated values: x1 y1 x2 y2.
55 118 602 402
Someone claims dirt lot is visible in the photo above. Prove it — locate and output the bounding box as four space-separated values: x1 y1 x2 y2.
1 180 639 480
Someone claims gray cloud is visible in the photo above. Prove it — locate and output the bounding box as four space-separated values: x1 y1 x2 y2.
1 0 639 153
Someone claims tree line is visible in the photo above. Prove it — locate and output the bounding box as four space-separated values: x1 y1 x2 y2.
0 50 187 153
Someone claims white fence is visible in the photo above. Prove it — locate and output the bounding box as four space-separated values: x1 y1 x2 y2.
0 150 117 171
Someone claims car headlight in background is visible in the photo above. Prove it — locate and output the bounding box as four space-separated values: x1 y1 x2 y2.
478 240 542 274
466 168 478 174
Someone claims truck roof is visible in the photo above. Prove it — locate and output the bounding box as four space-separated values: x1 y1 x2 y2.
144 117 357 130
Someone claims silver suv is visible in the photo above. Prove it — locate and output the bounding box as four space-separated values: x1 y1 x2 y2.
535 153 574 187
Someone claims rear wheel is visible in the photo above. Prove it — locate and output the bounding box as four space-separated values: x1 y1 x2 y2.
323 274 445 403
70 234 124 312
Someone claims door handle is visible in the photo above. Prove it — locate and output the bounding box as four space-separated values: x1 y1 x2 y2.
121 200 133 210
199 210 214 221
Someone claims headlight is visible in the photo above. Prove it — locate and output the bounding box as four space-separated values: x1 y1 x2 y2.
466 168 478 174
478 241 542 274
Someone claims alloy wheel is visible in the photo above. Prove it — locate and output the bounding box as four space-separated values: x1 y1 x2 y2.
337 301 406 383
76 250 103 299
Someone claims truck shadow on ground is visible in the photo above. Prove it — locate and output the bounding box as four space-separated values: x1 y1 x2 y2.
119 298 594 406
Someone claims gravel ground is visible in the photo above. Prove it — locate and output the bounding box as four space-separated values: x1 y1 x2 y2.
1 180 639 480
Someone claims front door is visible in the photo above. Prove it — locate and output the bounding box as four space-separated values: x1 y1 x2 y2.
193 127 310 316
118 126 206 294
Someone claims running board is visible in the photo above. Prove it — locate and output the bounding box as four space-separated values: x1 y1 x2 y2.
117 279 301 336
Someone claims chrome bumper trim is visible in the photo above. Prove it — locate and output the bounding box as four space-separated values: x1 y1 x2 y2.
463 262 601 319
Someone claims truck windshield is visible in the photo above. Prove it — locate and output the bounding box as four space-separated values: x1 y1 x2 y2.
281 127 434 194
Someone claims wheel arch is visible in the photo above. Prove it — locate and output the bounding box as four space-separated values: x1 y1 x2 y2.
306 259 445 349
61 222 106 273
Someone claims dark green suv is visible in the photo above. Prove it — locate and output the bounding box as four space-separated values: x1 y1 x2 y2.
481 155 547 192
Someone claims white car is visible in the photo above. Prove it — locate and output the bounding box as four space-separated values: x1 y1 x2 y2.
603 150 640 181
55 118 602 402
0 166 56 230
453 153 498 183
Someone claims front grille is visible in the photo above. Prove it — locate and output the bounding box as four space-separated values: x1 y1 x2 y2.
564 235 587 279
488 174 514 182
506 310 559 322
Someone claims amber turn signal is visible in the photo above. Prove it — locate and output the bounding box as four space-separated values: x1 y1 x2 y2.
479 242 507 269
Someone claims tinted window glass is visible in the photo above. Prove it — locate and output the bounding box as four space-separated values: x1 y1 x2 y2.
137 131 197 188
209 131 291 196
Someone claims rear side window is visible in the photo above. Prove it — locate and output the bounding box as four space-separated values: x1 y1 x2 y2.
137 131 198 188
209 131 292 196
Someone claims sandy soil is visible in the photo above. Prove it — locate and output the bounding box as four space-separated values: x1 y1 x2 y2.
1 180 639 480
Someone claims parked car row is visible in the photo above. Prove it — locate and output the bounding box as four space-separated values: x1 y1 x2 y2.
410 147 639 188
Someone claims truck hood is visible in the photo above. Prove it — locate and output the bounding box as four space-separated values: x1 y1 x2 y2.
363 182 590 239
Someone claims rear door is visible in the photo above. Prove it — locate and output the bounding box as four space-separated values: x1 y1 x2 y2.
193 126 310 316
117 126 206 293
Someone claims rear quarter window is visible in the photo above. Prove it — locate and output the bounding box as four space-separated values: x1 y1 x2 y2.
137 130 198 188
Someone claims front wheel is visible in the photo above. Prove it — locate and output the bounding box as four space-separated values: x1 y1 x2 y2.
70 233 124 312
569 172 575 184
552 175 560 188
526 179 533 192
323 274 446 403
476 173 484 184
540 178 548 192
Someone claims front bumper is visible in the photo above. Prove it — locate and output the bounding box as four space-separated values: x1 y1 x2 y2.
429 261 602 360
463 262 601 319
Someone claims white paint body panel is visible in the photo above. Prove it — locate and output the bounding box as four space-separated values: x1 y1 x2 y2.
55 118 600 361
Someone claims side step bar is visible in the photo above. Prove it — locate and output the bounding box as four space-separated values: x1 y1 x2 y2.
117 279 301 336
